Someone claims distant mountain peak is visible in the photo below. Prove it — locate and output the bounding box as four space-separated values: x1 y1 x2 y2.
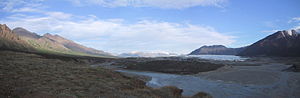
0 24 9 29
43 33 52 36
13 27 41 39
274 30 298 38
45 33 63 38
189 45 245 55
13 27 26 30
0 24 12 35
260 30 298 43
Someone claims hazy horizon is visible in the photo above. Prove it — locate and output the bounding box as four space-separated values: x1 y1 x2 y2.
1 0 300 54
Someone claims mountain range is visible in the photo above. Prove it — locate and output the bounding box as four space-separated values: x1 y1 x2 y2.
2 23 300 57
190 29 300 57
189 45 245 55
0 24 112 57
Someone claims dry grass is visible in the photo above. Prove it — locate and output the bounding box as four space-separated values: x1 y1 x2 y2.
0 50 211 98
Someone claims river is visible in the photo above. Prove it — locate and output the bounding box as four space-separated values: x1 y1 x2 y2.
116 61 300 98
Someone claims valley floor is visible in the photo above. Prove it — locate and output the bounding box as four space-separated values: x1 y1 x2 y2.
2 50 299 98
97 56 300 98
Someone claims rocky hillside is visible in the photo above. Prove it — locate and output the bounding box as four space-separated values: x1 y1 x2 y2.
238 29 300 57
0 24 34 51
43 33 112 56
11 27 112 57
189 45 245 55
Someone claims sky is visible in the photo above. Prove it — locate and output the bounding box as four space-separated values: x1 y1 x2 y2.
0 0 300 54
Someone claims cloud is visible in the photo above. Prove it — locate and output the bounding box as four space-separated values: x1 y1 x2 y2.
262 17 300 34
0 0 45 12
263 21 278 28
0 0 233 53
11 7 42 13
1 6 235 53
261 30 280 33
289 17 300 23
294 17 300 21
1 12 235 53
68 0 228 9
44 12 73 19
289 17 300 30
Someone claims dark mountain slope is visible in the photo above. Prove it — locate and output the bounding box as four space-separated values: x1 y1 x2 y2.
238 30 300 57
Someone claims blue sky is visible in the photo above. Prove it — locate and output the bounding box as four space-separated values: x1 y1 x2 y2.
1 0 300 54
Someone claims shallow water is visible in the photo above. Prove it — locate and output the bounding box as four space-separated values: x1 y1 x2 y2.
116 69 297 98
186 55 248 61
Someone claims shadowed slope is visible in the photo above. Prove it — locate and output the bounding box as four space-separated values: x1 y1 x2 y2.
239 30 300 57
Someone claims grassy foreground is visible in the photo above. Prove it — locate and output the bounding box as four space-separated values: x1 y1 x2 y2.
0 50 210 98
